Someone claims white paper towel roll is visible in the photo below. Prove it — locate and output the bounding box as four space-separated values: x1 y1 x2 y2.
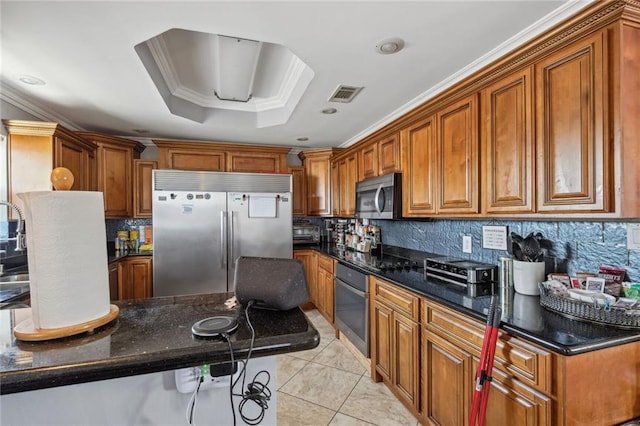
18 191 110 329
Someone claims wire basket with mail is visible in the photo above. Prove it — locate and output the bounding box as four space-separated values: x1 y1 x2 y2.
539 280 640 329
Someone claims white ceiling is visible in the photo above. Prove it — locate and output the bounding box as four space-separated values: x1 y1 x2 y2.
0 1 594 150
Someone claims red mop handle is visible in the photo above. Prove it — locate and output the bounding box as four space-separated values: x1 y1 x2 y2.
469 296 498 426
477 306 502 426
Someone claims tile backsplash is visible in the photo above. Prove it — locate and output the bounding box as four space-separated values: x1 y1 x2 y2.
373 219 640 282
106 219 152 241
107 217 640 282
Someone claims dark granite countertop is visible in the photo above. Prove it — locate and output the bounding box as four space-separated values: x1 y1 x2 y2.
0 292 319 394
108 249 153 263
302 245 640 355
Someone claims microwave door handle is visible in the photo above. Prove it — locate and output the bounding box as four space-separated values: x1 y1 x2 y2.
374 185 385 215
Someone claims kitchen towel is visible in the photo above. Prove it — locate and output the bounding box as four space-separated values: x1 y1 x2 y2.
18 191 110 329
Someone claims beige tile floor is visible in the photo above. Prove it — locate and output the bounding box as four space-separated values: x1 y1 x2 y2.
276 309 420 426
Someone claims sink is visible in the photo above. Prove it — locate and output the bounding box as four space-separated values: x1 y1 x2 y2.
0 273 30 290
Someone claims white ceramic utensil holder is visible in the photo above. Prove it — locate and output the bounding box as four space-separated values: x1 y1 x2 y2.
513 260 545 296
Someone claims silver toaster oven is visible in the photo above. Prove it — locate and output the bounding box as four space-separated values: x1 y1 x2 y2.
293 222 320 245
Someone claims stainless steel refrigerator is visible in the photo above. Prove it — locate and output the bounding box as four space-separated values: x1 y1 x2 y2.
152 170 292 297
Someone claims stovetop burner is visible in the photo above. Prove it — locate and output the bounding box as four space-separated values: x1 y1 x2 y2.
377 257 423 272
334 249 424 273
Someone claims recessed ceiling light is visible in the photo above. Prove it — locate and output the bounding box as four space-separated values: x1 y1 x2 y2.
18 75 46 86
296 137 309 142
322 108 337 115
375 37 405 55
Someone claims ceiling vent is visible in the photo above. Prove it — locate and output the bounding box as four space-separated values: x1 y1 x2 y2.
328 85 363 103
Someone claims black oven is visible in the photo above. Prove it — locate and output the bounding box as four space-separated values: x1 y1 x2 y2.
334 262 369 357
355 172 402 219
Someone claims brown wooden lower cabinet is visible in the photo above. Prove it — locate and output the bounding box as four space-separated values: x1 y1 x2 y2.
117 256 153 300
370 276 420 417
421 328 472 425
293 249 317 307
420 297 640 425
368 279 640 424
316 253 335 323
108 262 119 301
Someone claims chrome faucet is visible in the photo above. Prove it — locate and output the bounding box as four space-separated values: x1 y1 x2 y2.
0 201 26 252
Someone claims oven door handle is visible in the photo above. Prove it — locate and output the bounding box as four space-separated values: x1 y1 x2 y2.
335 278 367 298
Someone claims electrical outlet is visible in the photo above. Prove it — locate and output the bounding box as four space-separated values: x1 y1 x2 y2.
462 235 472 254
175 365 240 393
628 224 640 251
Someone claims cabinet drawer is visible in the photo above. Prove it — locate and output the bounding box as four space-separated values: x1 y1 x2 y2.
373 278 419 322
422 299 551 393
317 254 334 273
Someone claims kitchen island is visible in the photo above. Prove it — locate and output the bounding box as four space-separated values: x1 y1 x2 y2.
0 292 319 425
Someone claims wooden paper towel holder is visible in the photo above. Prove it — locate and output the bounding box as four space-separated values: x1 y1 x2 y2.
14 305 120 341
13 167 120 342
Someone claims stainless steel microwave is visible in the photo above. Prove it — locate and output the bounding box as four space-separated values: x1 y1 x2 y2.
355 173 402 219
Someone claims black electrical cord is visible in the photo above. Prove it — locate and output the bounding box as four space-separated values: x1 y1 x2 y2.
228 300 272 425
222 333 237 426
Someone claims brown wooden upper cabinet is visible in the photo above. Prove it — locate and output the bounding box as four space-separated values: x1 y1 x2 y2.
359 133 400 181
401 94 479 217
299 148 341 216
437 94 479 214
401 115 437 216
331 150 358 217
154 140 289 173
79 132 145 218
535 29 610 213
133 159 157 218
481 67 534 214
289 165 306 217
3 120 97 216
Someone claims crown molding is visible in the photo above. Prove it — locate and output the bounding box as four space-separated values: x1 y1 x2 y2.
341 0 597 148
0 80 85 131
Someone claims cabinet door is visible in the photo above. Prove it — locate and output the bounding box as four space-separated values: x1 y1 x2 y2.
98 143 133 217
316 266 328 318
118 257 153 300
331 161 341 216
422 329 473 426
378 133 400 176
482 68 534 213
437 94 479 214
481 360 553 426
401 115 437 216
322 266 335 323
290 166 306 217
133 160 157 218
293 250 315 305
393 313 420 410
306 156 332 216
166 150 225 171
108 262 119 302
56 136 86 190
535 30 609 213
373 302 393 382
227 152 283 173
339 154 357 216
360 142 378 180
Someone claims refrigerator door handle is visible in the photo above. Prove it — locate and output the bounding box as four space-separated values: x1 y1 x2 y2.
221 211 227 269
229 211 235 271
